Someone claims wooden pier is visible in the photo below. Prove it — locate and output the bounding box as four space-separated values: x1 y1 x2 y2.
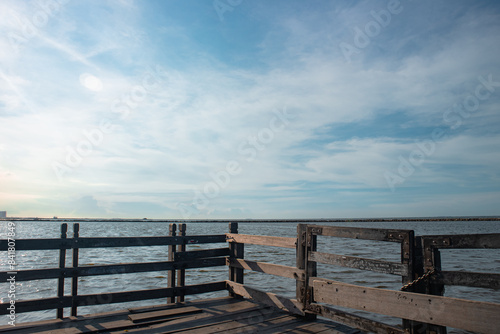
1 222 499 333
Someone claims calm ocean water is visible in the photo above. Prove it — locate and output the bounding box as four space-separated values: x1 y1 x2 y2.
1 220 499 332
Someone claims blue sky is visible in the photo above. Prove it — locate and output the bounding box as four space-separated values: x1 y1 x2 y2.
1 0 499 219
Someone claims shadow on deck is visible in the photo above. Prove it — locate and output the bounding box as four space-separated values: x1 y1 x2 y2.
0 297 361 334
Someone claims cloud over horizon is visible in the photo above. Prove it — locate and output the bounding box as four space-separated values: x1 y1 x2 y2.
1 0 499 218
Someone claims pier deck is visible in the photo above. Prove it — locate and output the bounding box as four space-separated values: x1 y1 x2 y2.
2 222 499 333
0 297 360 334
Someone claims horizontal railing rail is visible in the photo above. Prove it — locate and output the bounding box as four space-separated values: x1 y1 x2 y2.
0 257 227 282
421 233 500 289
225 233 296 248
0 235 226 251
311 277 500 334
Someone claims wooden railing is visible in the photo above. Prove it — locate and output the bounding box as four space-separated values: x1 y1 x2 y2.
225 223 500 334
1 222 499 334
0 223 228 318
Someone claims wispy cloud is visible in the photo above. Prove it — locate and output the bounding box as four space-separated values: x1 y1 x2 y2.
1 0 499 218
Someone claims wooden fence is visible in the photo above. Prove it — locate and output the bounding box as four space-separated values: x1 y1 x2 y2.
225 223 500 334
1 222 499 334
0 223 228 318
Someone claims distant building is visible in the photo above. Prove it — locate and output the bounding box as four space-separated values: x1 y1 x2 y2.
0 211 6 218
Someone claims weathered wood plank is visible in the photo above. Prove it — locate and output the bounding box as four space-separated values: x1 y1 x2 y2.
177 223 187 303
434 271 500 289
309 251 408 276
128 306 202 323
308 225 410 242
226 233 296 248
228 223 244 288
0 235 227 251
296 224 307 308
0 257 227 282
74 281 227 307
225 280 305 316
224 314 305 334
71 223 80 317
57 223 67 319
175 247 230 261
312 278 500 334
173 307 283 334
228 258 305 280
76 235 227 248
137 299 278 334
307 303 404 334
168 224 177 304
0 238 67 250
422 233 500 249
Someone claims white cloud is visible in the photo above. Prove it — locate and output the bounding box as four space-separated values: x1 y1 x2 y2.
1 1 499 218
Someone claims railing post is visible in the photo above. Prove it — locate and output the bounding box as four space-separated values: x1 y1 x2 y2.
71 223 80 316
402 231 423 333
229 222 244 297
296 224 307 308
168 223 177 304
57 223 68 319
177 223 186 303
304 225 317 319
423 238 447 334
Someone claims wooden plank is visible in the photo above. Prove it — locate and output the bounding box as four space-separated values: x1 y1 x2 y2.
57 223 67 319
128 306 202 323
0 235 227 251
434 271 500 289
307 303 404 334
309 251 409 276
168 223 177 304
75 235 227 248
223 314 305 334
279 320 360 334
178 311 292 334
228 223 244 288
0 296 73 315
136 299 278 334
309 225 410 242
71 223 80 316
226 233 296 249
72 281 227 307
296 224 307 307
422 233 500 249
0 257 227 282
225 280 305 316
175 247 230 261
312 278 500 334
177 223 187 303
173 306 281 334
0 238 68 250
228 258 305 280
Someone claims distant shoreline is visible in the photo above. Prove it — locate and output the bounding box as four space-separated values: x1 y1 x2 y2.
1 216 499 222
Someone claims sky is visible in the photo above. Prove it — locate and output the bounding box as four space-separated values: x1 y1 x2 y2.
0 0 499 219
